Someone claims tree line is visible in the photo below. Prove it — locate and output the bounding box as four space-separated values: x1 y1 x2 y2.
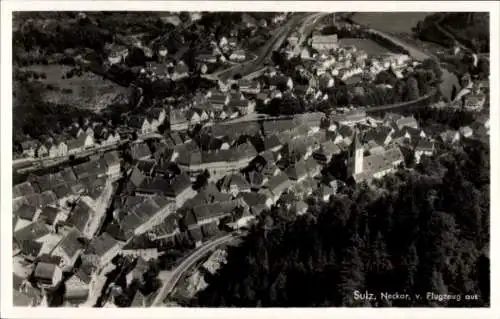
191 139 489 307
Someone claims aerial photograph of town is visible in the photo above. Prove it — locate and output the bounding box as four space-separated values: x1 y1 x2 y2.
10 10 490 308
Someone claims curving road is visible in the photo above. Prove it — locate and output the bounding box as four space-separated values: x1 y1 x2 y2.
151 233 236 306
214 12 324 81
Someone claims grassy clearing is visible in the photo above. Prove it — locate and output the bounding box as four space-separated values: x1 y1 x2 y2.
351 12 433 34
19 64 129 111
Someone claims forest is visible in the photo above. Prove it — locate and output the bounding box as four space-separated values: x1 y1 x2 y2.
413 13 489 53
191 139 489 307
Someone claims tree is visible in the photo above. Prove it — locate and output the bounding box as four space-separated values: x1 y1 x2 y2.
406 76 420 101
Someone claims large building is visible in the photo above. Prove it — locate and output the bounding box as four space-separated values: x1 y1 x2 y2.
311 34 339 51
346 130 404 183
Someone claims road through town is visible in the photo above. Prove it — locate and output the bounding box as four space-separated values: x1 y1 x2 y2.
151 233 236 306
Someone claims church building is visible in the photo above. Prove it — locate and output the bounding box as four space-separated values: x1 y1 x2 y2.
346 130 404 183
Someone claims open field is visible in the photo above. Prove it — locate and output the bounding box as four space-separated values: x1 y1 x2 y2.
339 38 395 56
350 12 432 34
18 64 130 111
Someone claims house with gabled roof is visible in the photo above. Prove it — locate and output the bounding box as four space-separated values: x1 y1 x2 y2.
13 181 38 202
207 91 230 110
38 206 63 230
66 200 95 238
50 228 84 271
259 172 293 204
239 79 261 94
136 173 195 208
414 139 435 164
66 134 94 155
396 115 418 130
168 108 189 132
237 192 272 215
313 140 341 164
14 220 51 246
285 160 308 182
33 261 63 289
347 130 405 183
14 203 40 225
64 266 94 305
102 151 121 179
128 115 152 136
85 232 124 268
217 173 251 197
13 274 44 306
440 130 461 145
20 140 38 158
36 143 49 158
118 196 176 238
313 183 336 202
228 96 256 115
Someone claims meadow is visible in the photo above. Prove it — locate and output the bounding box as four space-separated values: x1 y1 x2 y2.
19 64 130 111
350 12 432 34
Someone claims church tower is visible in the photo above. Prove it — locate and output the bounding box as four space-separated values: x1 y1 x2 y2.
346 129 363 178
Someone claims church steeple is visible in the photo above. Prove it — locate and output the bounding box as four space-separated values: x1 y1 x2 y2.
347 128 363 177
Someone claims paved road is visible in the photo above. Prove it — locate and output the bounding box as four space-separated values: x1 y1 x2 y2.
151 233 236 306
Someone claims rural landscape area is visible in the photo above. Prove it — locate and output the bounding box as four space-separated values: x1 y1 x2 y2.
10 10 490 309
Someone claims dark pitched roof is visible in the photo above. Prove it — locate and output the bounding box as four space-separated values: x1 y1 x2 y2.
18 240 43 259
264 172 291 194
263 134 282 151
128 115 148 129
67 201 93 233
204 122 261 138
285 161 308 180
207 92 228 104
188 226 204 243
66 133 92 151
362 147 404 174
81 176 107 200
129 166 147 188
138 173 192 197
201 222 219 239
237 192 269 208
218 173 251 192
32 172 66 192
15 203 38 221
58 228 84 259
136 160 157 176
192 200 241 223
34 262 58 281
72 160 107 180
415 139 434 151
13 182 37 199
88 232 121 257
119 196 174 235
14 220 50 242
39 206 60 225
247 171 266 189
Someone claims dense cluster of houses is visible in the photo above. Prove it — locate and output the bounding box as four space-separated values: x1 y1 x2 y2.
13 150 121 306
12 97 490 307
281 26 417 103
18 121 121 160
13 12 490 308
